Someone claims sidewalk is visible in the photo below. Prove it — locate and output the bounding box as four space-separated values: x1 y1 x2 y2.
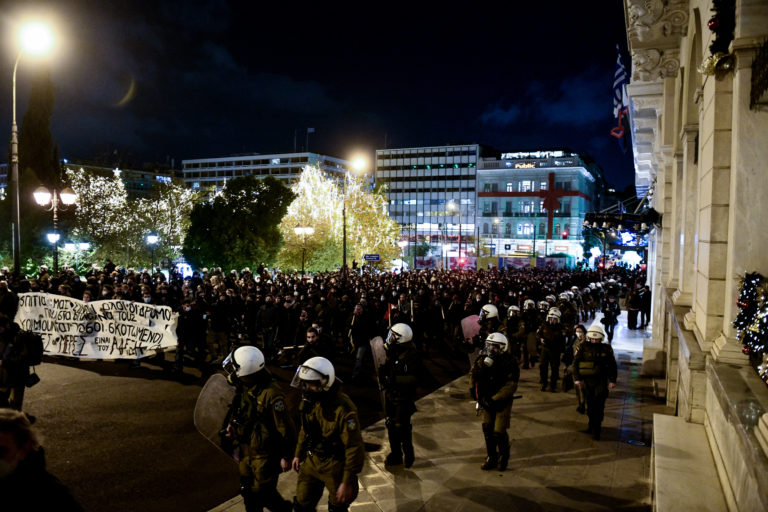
211 311 671 511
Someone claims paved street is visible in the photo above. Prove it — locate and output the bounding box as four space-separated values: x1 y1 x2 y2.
213 311 670 512
20 337 466 512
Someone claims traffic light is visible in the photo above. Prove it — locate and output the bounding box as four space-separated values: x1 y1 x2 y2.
562 230 568 239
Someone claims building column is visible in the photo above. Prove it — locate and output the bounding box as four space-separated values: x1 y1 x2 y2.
713 36 768 363
672 126 698 306
691 73 732 352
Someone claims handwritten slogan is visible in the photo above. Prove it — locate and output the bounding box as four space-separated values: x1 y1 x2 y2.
14 293 178 360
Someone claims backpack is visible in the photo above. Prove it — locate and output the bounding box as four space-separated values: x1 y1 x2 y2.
18 330 45 366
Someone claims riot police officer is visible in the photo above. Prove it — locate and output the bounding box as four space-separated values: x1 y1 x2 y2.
469 333 519 471
222 346 296 512
572 325 617 440
536 307 566 392
504 305 526 363
466 304 500 367
380 323 419 468
291 357 365 512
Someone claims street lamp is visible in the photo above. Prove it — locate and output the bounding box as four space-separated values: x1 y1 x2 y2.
9 20 56 274
448 201 462 269
397 240 408 271
492 218 501 257
294 226 315 275
342 156 368 279
147 234 159 270
64 241 90 269
34 186 77 273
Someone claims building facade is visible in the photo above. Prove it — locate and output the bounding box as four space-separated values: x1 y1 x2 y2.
375 144 480 256
623 0 768 509
180 152 350 191
476 151 601 258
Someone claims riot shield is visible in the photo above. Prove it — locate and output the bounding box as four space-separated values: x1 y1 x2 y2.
370 336 387 409
193 373 237 460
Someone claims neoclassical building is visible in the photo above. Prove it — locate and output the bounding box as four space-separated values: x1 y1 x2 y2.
623 0 768 509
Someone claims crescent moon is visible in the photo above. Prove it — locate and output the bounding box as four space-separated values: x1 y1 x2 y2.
115 76 136 107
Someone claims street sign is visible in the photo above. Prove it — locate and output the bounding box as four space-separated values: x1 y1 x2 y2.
363 254 380 261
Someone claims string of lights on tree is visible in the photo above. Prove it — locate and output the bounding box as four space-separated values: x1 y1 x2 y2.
733 271 768 385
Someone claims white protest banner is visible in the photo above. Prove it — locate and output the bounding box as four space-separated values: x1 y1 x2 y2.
14 293 178 360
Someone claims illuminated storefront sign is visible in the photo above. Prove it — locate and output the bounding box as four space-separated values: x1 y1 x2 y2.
513 162 536 169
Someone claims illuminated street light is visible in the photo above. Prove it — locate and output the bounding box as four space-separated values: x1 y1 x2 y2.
448 200 462 269
9 19 56 274
147 234 159 270
343 155 369 279
397 240 408 271
34 186 77 273
294 225 315 275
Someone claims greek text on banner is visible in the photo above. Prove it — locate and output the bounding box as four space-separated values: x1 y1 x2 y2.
13 293 179 360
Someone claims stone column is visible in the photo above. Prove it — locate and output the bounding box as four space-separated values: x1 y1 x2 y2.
713 34 768 363
672 126 698 307
692 73 732 352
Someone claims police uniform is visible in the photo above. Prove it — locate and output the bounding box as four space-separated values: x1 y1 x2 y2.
536 321 565 391
381 340 419 467
294 384 365 512
469 349 519 470
232 378 296 512
572 341 617 439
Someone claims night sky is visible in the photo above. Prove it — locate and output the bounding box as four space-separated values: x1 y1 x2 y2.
1 1 636 189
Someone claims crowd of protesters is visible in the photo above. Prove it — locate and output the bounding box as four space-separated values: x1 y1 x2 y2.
0 260 648 381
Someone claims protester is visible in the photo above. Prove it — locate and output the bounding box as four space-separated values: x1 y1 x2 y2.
0 408 84 511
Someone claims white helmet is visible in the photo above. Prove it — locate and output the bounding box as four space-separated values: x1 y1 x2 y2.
546 294 557 304
386 323 413 345
480 304 498 320
524 299 535 310
507 305 520 317
485 332 508 353
571 286 579 292
547 307 562 322
223 345 265 381
559 292 569 301
291 356 336 391
538 300 550 312
586 325 606 341
589 282 596 289
566 291 574 300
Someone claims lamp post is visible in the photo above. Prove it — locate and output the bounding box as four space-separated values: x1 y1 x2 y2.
147 234 159 270
34 187 77 274
397 240 408 271
9 21 56 273
342 156 368 279
294 226 314 275
448 201 462 269
64 241 90 269
492 218 501 257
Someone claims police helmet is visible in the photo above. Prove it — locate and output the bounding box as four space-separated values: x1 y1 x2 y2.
547 307 562 322
524 299 536 310
589 282 596 289
480 304 499 320
566 291 574 300
291 356 335 391
223 346 265 381
507 305 520 317
386 323 413 346
545 294 557 304
485 332 508 353
571 286 579 292
538 300 550 312
586 325 606 341
559 292 569 301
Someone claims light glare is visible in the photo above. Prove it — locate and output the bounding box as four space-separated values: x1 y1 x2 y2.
19 21 54 57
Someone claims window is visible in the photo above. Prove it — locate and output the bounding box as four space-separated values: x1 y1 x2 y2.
491 183 498 192
506 182 514 192
516 223 534 235
520 180 533 192
540 181 547 191
483 183 491 192
554 223 560 235
539 223 546 235
483 223 489 234
504 201 512 213
521 201 534 213
505 223 512 235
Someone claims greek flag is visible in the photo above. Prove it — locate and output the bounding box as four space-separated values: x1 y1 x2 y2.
610 44 631 152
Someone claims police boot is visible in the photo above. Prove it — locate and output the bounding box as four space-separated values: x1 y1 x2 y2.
402 425 415 468
481 431 498 470
496 432 510 471
385 424 403 466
